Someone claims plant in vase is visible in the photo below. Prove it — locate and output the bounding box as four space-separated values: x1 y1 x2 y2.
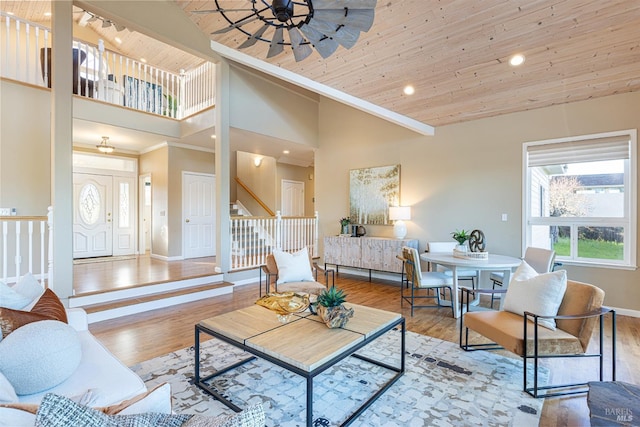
451 229 470 252
316 286 354 328
339 217 351 235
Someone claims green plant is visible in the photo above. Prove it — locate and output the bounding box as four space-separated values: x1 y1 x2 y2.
339 217 351 226
317 286 347 308
451 229 470 245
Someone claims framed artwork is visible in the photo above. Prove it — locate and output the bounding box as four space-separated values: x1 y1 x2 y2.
349 164 400 225
123 75 163 114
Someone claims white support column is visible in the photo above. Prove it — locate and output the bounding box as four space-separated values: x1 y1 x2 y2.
215 59 231 275
50 1 74 301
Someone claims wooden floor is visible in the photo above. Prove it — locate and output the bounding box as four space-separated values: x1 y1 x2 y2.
90 270 639 427
73 254 217 295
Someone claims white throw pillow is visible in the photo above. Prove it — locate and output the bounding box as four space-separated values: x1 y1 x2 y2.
0 320 82 395
503 262 567 330
12 273 45 311
0 281 31 310
0 371 18 403
273 247 314 285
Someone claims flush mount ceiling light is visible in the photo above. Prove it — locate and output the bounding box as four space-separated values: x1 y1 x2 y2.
509 53 525 66
191 0 378 62
403 85 415 95
96 136 115 154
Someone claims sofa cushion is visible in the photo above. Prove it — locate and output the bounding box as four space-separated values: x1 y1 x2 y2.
12 273 45 310
503 261 567 330
0 320 82 395
0 371 18 403
0 281 31 310
272 248 314 285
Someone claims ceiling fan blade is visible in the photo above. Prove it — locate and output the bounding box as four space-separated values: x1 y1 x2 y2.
307 19 360 49
212 14 260 34
238 23 270 49
312 0 377 9
299 25 339 58
313 9 375 32
267 26 285 58
288 27 313 62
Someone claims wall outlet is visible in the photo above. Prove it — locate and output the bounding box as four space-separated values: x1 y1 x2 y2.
0 208 10 216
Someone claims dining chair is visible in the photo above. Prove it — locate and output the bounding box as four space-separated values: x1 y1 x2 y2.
398 246 454 317
426 241 479 289
490 246 556 308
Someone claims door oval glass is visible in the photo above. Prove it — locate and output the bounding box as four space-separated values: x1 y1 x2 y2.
79 183 101 225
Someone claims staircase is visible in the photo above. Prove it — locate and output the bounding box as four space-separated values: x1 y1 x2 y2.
230 202 272 263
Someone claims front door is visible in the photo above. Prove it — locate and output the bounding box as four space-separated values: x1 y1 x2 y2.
73 173 113 258
183 172 216 258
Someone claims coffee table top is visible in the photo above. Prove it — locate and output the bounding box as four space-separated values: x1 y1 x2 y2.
199 303 402 372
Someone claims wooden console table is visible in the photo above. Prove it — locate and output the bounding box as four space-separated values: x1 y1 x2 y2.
323 236 419 280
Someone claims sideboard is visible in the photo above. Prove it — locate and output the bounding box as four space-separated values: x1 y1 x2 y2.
323 236 419 280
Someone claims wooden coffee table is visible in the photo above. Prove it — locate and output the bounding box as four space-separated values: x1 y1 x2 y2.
194 303 405 426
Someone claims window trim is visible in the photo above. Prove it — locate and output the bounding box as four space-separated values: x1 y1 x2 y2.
522 129 637 269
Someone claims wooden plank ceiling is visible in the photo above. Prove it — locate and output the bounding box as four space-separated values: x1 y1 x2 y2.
4 0 640 128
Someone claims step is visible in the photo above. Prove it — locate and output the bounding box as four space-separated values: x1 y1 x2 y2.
69 273 224 307
82 281 234 324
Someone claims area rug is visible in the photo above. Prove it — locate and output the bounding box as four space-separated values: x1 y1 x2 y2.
130 329 546 426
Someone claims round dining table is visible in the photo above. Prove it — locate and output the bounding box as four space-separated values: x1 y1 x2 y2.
419 252 522 318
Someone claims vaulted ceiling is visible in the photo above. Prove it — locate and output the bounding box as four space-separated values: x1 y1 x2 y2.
4 1 640 130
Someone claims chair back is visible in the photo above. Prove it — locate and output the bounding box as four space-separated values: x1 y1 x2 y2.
402 246 423 287
523 246 556 274
556 280 605 351
265 250 314 276
427 241 457 252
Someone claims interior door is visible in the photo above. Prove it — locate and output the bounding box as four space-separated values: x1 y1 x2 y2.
73 173 113 258
281 179 305 216
183 172 216 258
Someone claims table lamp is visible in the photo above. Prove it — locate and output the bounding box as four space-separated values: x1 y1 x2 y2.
389 206 411 239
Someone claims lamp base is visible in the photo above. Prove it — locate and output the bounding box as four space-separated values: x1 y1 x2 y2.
393 220 407 239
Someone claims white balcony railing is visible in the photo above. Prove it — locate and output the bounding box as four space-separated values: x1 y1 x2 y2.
1 12 215 119
0 207 53 288
230 212 319 271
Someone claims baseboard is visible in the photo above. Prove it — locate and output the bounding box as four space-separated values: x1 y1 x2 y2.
149 253 184 261
329 266 402 284
610 307 640 318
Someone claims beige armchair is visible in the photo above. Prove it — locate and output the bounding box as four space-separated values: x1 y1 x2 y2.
460 280 616 398
261 251 332 296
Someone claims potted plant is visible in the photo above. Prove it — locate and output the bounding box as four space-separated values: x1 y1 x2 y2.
339 217 351 235
315 286 354 328
451 229 470 252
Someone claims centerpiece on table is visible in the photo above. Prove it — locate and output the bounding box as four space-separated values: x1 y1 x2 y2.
451 229 470 252
315 286 354 328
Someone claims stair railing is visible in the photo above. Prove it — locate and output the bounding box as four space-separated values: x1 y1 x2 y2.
234 177 275 216
230 211 319 271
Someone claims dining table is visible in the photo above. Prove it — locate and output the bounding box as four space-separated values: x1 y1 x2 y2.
419 252 522 318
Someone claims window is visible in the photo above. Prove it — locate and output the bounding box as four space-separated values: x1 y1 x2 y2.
524 130 637 268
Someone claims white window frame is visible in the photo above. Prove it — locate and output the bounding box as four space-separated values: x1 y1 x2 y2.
523 129 637 269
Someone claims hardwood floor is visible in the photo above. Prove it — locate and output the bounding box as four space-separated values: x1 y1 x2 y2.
90 272 639 427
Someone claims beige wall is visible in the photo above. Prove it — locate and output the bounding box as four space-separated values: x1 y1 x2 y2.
0 81 51 215
236 150 277 215
140 147 168 257
316 91 640 312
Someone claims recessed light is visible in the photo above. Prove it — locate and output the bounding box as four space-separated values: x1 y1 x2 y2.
114 37 122 44
140 58 147 63
509 54 525 66
283 150 290 154
44 12 51 17
403 85 415 96
210 134 216 139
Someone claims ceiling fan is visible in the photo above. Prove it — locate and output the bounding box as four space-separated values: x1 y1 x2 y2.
191 0 377 62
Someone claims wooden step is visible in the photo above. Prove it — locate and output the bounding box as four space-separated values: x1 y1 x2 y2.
82 281 234 324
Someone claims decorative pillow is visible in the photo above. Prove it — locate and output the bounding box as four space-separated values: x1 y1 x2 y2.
0 281 31 310
30 289 68 323
273 247 314 285
503 264 568 330
0 320 82 395
0 371 18 404
183 403 265 427
0 308 50 338
13 273 45 309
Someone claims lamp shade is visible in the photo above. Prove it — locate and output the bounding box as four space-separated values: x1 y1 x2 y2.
389 206 411 221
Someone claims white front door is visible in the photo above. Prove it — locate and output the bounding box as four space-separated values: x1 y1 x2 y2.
112 176 136 256
73 173 113 258
183 172 216 258
281 179 305 216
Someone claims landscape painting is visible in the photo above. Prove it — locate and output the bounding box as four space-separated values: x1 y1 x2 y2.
349 165 400 225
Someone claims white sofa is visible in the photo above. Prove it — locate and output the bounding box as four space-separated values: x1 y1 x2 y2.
0 308 148 426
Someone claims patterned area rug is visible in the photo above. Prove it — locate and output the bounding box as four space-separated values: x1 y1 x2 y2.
130 329 546 426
